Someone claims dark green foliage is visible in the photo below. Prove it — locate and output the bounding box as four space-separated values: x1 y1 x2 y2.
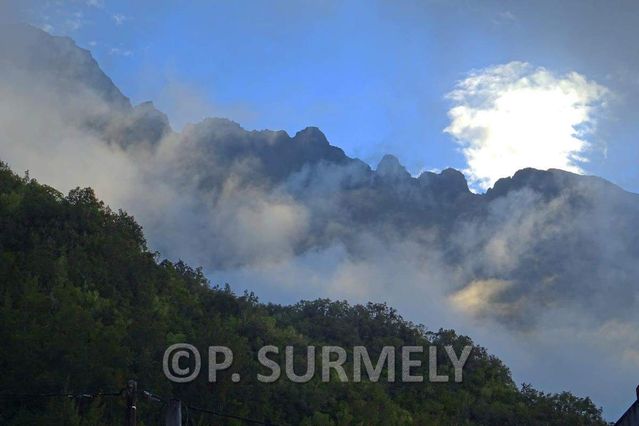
0 162 607 425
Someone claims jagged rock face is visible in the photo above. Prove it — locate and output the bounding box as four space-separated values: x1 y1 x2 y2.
0 23 130 109
376 154 411 180
173 119 351 191
2 23 639 330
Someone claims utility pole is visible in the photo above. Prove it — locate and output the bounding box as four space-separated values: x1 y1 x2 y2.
124 380 137 426
165 399 182 426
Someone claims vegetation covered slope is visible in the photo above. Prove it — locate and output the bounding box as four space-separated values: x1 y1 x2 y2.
0 162 606 425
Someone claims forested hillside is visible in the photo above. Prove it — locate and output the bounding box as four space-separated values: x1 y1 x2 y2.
0 161 607 425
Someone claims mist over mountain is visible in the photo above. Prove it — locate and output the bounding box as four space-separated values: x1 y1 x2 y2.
1 24 638 417
0 21 170 148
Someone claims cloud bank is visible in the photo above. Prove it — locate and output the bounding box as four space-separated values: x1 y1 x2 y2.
445 62 609 191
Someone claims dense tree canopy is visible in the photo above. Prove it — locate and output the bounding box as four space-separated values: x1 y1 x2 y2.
0 162 607 425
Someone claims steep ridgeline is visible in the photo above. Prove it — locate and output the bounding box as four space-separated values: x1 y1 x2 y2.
3 24 639 332
169 113 639 330
0 23 170 147
0 162 607 425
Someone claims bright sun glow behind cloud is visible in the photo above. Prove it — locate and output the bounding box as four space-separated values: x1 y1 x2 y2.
445 62 609 191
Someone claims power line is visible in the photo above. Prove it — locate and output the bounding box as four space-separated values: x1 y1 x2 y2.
0 390 123 400
186 403 273 425
2 385 276 425
141 388 275 425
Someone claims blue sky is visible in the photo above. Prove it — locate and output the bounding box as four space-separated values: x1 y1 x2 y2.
20 0 639 192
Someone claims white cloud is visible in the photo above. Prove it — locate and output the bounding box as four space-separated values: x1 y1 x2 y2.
86 0 104 7
449 279 520 319
445 62 609 191
66 11 86 31
39 23 55 33
492 11 517 25
112 14 128 26
109 47 132 57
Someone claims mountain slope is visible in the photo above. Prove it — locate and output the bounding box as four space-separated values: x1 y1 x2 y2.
0 162 607 425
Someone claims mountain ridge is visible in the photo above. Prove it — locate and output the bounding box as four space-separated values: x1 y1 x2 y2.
5 24 636 199
2 21 639 419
